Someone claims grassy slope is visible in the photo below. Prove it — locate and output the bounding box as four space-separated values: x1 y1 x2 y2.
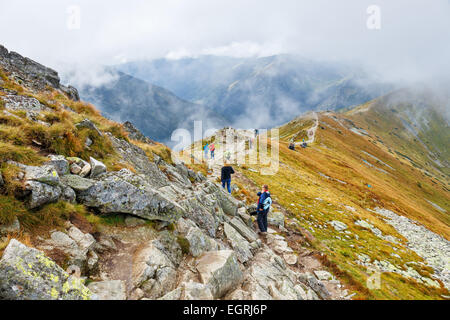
0 67 172 254
235 108 449 299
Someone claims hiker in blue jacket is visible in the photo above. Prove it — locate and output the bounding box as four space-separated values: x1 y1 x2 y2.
203 143 209 159
256 184 272 235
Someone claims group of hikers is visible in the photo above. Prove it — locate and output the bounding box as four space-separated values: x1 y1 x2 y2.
203 142 215 160
288 139 308 151
221 163 272 235
202 130 272 235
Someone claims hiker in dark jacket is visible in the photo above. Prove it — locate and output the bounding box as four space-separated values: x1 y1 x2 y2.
256 184 272 234
221 163 235 194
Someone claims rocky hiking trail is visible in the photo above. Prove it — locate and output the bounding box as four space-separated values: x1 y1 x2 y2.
201 129 352 300
0 122 353 300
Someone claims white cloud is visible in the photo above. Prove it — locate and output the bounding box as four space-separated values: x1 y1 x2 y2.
0 0 449 83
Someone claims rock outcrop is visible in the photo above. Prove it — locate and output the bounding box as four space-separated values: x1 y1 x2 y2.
0 44 79 100
0 239 93 300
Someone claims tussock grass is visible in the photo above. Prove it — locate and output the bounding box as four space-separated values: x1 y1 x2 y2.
235 113 449 299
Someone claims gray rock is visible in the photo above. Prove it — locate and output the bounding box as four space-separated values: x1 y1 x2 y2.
61 186 76 203
25 181 61 209
329 220 348 231
44 155 69 176
70 163 82 175
133 240 177 299
76 119 102 136
0 239 93 300
123 121 155 144
106 133 170 189
237 208 253 228
79 163 91 178
185 225 219 257
60 174 95 192
77 169 184 222
224 222 253 263
229 216 258 242
268 211 285 228
196 250 243 299
88 280 126 300
85 137 93 148
89 157 107 178
11 162 60 186
298 272 331 300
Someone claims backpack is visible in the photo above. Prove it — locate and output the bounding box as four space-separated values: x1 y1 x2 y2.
262 195 272 210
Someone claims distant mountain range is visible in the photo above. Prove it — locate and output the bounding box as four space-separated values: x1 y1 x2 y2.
77 55 394 143
78 69 226 145
116 55 394 128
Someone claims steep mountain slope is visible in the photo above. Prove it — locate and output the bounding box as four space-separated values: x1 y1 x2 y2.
79 69 226 144
226 90 449 299
117 55 392 128
0 45 354 301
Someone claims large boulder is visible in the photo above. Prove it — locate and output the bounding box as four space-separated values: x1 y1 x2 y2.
223 222 253 263
89 157 107 178
106 133 170 189
25 181 62 209
77 169 184 222
87 280 126 300
12 162 60 186
185 225 220 257
60 174 95 192
132 240 178 299
0 239 93 300
195 250 243 299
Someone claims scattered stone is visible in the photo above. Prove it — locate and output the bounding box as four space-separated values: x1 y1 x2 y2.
87 280 126 300
329 220 348 231
89 157 107 178
314 270 333 281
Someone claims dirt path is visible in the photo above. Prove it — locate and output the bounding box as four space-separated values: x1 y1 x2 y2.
295 111 319 146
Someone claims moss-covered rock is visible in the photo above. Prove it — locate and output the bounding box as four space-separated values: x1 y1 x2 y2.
0 239 93 300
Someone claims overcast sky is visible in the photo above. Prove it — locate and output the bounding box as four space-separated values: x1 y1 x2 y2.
0 0 449 83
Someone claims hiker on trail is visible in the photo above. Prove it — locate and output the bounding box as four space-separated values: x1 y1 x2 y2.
254 129 259 137
209 143 215 160
256 184 272 235
203 143 209 159
221 163 235 194
288 142 295 151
